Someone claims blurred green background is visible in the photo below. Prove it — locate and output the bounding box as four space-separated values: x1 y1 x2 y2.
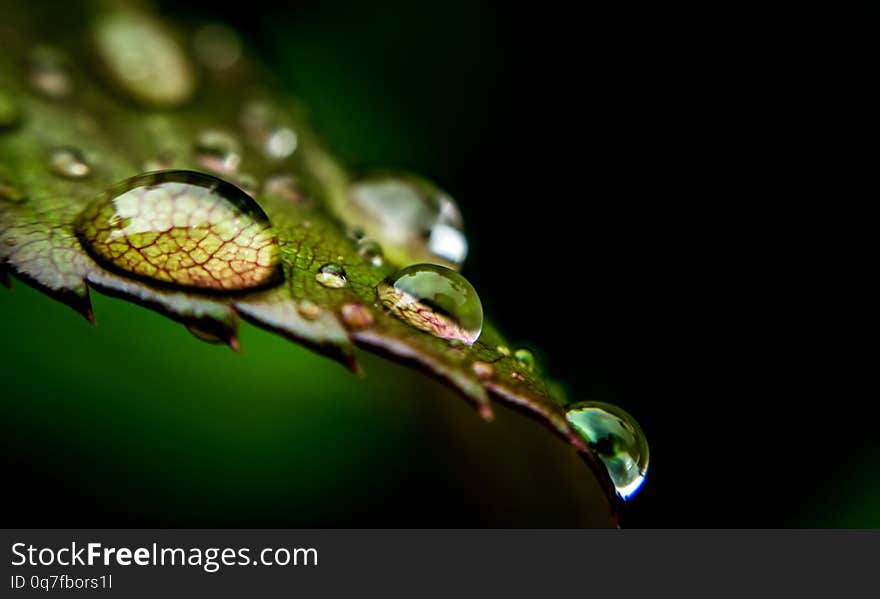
2 0 877 527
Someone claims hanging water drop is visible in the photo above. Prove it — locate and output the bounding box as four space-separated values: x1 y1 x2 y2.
565 401 649 500
194 129 241 175
315 264 347 289
376 263 483 345
346 172 468 268
356 239 384 267
75 170 280 291
49 147 90 179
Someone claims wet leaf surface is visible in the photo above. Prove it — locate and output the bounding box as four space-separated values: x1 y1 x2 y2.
0 0 621 520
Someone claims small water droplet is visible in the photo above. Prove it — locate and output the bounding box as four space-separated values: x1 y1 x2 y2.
194 23 242 71
347 172 468 268
263 173 308 205
235 173 258 197
186 323 225 344
49 147 90 179
240 100 298 160
0 180 26 203
356 239 385 267
565 401 649 500
376 263 483 345
26 46 72 98
472 360 495 380
514 348 536 372
511 372 525 381
297 299 322 320
265 127 298 160
316 264 347 289
0 88 22 130
341 302 374 329
194 129 241 175
92 11 195 107
75 170 281 291
496 345 511 357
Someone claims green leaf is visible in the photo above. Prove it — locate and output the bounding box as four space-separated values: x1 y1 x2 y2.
0 0 620 520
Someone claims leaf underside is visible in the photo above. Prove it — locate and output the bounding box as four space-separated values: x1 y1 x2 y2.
0 1 619 520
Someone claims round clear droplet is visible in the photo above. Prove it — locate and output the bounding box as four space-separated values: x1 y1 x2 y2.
49 147 90 179
356 239 384 267
565 401 649 500
315 264 347 289
377 263 483 344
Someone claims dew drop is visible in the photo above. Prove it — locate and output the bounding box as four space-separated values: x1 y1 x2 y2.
0 180 26 203
341 302 374 330
263 174 308 205
194 129 241 175
356 238 384 267
472 360 495 380
265 127 298 160
297 299 322 320
186 323 225 344
316 264 347 289
75 170 280 291
496 344 511 357
514 348 536 372
194 24 242 71
26 46 72 98
376 263 483 345
0 88 22 130
49 147 90 179
92 11 195 107
240 100 298 160
565 401 649 500
347 172 468 268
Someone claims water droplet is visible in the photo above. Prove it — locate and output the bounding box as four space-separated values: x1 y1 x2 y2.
75 170 280 291
496 345 511 357
565 401 649 500
347 172 468 268
356 239 384 267
194 24 242 71
511 372 525 382
265 127 298 160
194 129 241 175
0 89 22 130
376 263 483 344
315 264 347 289
49 147 90 179
263 174 308 205
26 46 73 98
297 299 322 320
186 323 224 344
341 303 374 329
92 11 195 107
240 100 298 160
0 180 26 203
472 360 495 380
514 348 535 372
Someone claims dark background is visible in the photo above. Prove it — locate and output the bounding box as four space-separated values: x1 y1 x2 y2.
1 0 875 527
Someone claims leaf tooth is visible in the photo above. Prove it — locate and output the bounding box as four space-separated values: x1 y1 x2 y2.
233 290 357 372
351 328 493 418
5 265 94 322
84 268 239 340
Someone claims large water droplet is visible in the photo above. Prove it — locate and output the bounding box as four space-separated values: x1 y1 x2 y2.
26 46 73 98
315 264 347 289
0 89 22 130
75 170 280 291
347 172 468 268
376 264 483 344
92 11 195 107
49 147 90 179
565 402 649 500
194 129 241 175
